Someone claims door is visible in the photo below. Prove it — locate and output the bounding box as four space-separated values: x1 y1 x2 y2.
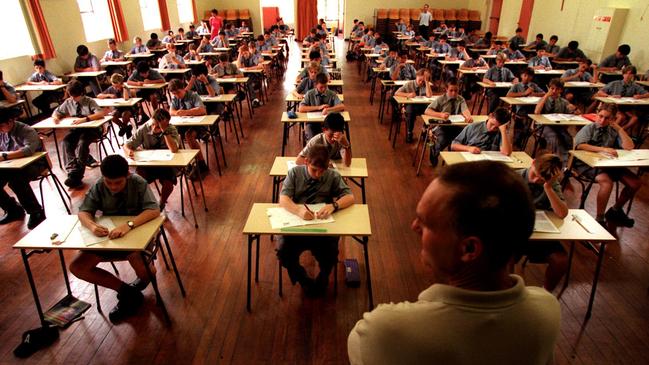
489 0 503 34
517 0 535 39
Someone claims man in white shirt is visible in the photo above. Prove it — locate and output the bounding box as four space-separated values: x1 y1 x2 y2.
418 4 433 40
348 161 560 365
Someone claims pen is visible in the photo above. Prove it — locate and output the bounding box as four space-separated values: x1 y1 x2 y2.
304 204 314 214
572 214 592 234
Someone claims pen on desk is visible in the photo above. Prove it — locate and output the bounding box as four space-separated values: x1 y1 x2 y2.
572 214 592 234
304 204 314 214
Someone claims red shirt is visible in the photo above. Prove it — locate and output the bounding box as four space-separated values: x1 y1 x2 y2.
210 16 223 40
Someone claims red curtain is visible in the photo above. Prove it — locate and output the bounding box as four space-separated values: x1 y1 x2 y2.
158 0 171 31
191 0 198 24
25 0 56 59
296 0 317 41
108 0 129 42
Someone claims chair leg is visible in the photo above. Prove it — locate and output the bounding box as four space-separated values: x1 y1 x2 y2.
110 262 119 276
157 236 171 270
94 284 102 313
278 259 283 297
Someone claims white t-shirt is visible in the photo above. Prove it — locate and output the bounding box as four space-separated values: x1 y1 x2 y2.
419 11 432 26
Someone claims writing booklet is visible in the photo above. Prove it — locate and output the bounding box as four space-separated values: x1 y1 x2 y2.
306 112 324 119
517 96 541 103
448 115 465 123
461 152 513 162
132 150 174 162
78 216 116 246
534 211 560 233
267 204 335 229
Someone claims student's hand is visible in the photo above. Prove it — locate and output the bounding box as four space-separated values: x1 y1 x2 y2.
612 94 621 98
92 224 109 237
525 87 534 96
634 94 643 99
407 92 416 98
137 81 145 86
322 106 329 115
499 123 508 133
127 149 135 158
440 112 450 119
602 147 618 157
465 115 473 123
72 118 87 125
299 206 315 220
468 146 481 154
315 204 335 219
108 224 130 239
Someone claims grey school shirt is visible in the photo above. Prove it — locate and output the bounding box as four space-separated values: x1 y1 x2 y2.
528 56 552 68
462 58 487 68
602 80 647 97
296 77 316 94
214 63 242 78
574 123 621 149
508 82 544 95
390 63 417 80
546 44 560 55
396 80 428 97
190 76 220 96
453 121 502 151
28 71 60 83
299 133 345 160
54 96 100 117
485 66 515 82
0 121 44 156
538 96 571 114
280 165 351 204
128 69 164 82
125 121 179 150
426 94 468 114
556 47 586 60
79 174 159 216
561 68 593 82
74 54 99 70
599 54 631 69
298 65 328 79
517 168 564 211
299 89 341 107
171 90 204 111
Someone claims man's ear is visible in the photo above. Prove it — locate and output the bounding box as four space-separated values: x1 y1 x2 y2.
458 236 483 263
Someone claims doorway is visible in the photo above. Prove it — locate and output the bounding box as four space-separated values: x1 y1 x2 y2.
317 0 344 35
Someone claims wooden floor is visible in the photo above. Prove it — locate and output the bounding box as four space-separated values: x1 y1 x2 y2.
1 38 649 365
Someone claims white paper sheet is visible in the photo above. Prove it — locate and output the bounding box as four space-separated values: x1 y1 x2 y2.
131 150 174 162
516 96 542 103
449 115 465 123
534 211 560 233
595 149 649 165
267 204 335 229
306 112 324 119
569 81 592 86
286 160 297 170
172 116 204 123
460 151 513 162
494 82 513 87
79 216 117 246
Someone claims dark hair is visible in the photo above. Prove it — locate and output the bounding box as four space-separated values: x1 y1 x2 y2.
536 33 543 39
457 40 466 47
0 107 21 123
152 108 171 123
108 38 116 45
598 103 618 115
534 153 562 181
535 43 545 51
445 77 459 87
580 58 593 66
306 144 330 169
100 155 129 179
494 40 503 46
192 64 209 76
548 78 564 89
257 35 265 42
219 30 226 36
323 113 345 131
33 59 45 67
492 107 510 124
515 27 523 33
309 50 322 60
623 65 637 75
218 53 229 62
178 27 185 32
509 42 519 51
550 35 558 41
136 61 150 73
484 31 492 39
211 8 218 14
568 41 579 50
76 45 89 56
435 161 535 269
67 80 85 97
440 34 448 41
150 33 159 39
168 78 184 92
521 67 535 77
618 44 631 56
469 51 479 60
315 72 329 85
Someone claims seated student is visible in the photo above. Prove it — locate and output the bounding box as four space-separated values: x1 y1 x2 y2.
186 64 222 115
293 62 319 97
390 52 417 81
0 70 17 106
379 47 399 72
264 30 279 48
482 54 518 113
128 36 149 55
296 51 329 82
459 51 488 99
256 34 271 52
447 40 469 61
509 27 526 47
175 28 186 41
146 33 162 50
351 19 360 34
97 73 134 138
528 44 552 70
185 24 199 39
503 42 526 61
348 161 559 365
247 41 262 65
598 44 632 72
507 67 545 148
352 22 365 39
595 65 649 131
298 73 345 139
74 44 101 96
278 144 354 297
276 17 289 33
303 28 319 46
100 38 126 76
52 80 106 188
431 34 452 55
545 35 560 56
403 24 415 38
296 113 351 167
433 22 448 34
70 154 160 323
475 31 492 49
161 30 175 44
396 18 408 33
393 69 433 143
211 31 228 48
26 59 63 116
224 23 238 38
486 40 505 56
168 79 209 177
425 77 473 165
453 26 467 40
524 33 547 51
197 36 214 53
466 29 481 45
316 23 327 37
555 40 587 61
0 108 46 229
534 79 577 161
451 107 512 156
124 109 179 210
196 21 209 35
184 43 201 61
561 58 595 107
127 61 165 111
574 103 640 227
239 21 250 33
158 43 186 70
517 154 569 292
237 45 263 107
213 54 243 93
363 29 377 49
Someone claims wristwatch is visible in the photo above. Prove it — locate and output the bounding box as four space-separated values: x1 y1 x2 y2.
332 201 339 212
2 152 7 161
127 221 135 229
85 116 90 123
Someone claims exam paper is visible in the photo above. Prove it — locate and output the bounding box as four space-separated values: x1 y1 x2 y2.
516 97 542 103
267 204 335 229
79 216 117 246
172 116 204 123
494 82 513 87
569 81 592 86
595 149 649 166
449 115 465 123
306 112 324 119
461 151 513 162
131 150 174 162
534 211 560 233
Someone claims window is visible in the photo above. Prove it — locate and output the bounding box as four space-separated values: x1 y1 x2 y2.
77 0 114 42
139 0 162 31
176 0 194 24
0 0 35 60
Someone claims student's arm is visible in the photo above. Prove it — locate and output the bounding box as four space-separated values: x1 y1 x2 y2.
323 102 345 114
451 142 480 153
424 106 449 120
545 182 568 219
0 83 17 103
163 131 179 153
279 195 314 220
534 92 551 114
72 103 105 125
425 78 433 97
108 208 160 239
499 123 512 155
298 103 326 112
614 123 635 150
79 211 109 236
394 86 415 98
461 107 473 123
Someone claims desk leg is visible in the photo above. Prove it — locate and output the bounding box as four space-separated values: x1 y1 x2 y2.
345 122 351 143
580 169 598 209
247 235 254 312
142 251 170 324
415 127 430 176
586 242 607 320
558 241 575 300
185 169 199 228
21 249 46 326
361 237 374 310
52 130 63 170
255 237 260 282
58 251 72 296
196 166 209 212
160 227 186 296
272 177 278 203
360 178 366 204
370 77 376 105
281 123 288 156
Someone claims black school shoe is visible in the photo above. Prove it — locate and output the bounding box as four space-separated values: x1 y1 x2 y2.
27 210 46 230
64 176 83 189
108 284 144 324
0 205 25 225
605 207 635 228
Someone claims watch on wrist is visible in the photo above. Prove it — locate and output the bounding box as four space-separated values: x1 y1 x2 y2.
85 116 90 122
127 221 135 229
2 152 8 161
332 201 339 212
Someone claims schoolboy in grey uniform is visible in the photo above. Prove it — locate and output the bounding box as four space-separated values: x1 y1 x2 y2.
298 73 345 140
74 44 101 96
394 69 433 143
451 107 512 156
27 59 62 115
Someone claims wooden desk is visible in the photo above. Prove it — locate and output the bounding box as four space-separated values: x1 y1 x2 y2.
94 97 143 108
100 61 132 68
13 214 182 324
67 71 106 78
389 95 439 148
440 151 533 169
200 94 242 144
126 82 168 91
215 78 253 118
280 112 351 156
170 115 224 175
15 84 67 92
528 114 592 154
500 96 542 106
125 53 154 59
564 81 605 89
285 94 344 111
533 69 564 76
154 68 191 81
127 149 207 228
242 203 373 311
594 96 649 106
270 157 368 203
376 80 410 122
458 68 487 75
